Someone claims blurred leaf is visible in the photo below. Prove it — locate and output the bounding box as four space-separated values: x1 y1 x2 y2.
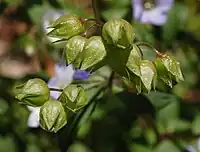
133 21 156 46
0 136 17 152
4 0 22 5
192 113 200 135
157 102 179 123
102 8 129 21
146 91 178 110
162 3 188 47
0 98 9 115
154 140 180 152
144 128 157 146
68 142 93 152
27 144 42 152
130 143 152 152
167 119 191 132
28 4 52 25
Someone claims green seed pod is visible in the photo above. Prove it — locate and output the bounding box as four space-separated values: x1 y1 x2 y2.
126 44 142 77
79 36 107 70
139 60 157 93
161 56 184 82
154 58 173 88
47 14 84 39
15 78 50 107
102 19 135 49
154 56 184 87
40 100 68 133
65 36 87 67
58 84 87 112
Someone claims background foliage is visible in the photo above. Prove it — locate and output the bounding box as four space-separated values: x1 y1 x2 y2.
1 0 200 151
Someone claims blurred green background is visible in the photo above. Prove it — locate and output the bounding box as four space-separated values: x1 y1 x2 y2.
1 0 200 151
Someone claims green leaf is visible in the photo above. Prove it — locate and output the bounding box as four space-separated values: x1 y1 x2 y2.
154 140 181 152
102 8 129 21
162 3 188 47
58 85 87 112
192 113 200 135
146 91 178 110
40 100 68 133
167 119 191 132
130 143 152 152
0 136 17 152
79 36 107 70
28 4 52 25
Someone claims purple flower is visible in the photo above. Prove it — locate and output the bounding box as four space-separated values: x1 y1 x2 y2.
48 62 89 100
132 0 174 25
186 138 200 152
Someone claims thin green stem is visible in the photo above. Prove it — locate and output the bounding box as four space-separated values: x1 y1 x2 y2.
136 42 166 57
83 18 104 25
49 88 63 92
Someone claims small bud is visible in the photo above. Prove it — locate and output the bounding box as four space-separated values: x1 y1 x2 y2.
79 36 107 70
47 14 84 39
65 36 87 68
40 100 68 133
139 60 157 93
102 19 135 49
126 44 142 77
15 78 50 107
58 85 87 112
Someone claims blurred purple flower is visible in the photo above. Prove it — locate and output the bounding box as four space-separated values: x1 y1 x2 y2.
48 62 89 100
132 0 174 25
186 138 200 152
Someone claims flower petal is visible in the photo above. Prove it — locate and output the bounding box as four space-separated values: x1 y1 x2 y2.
132 0 144 20
156 0 174 10
48 77 62 99
73 70 89 80
27 107 40 128
140 8 167 25
186 145 195 152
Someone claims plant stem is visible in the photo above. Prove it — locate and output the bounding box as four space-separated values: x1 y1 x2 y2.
136 42 166 57
49 88 63 92
83 18 104 25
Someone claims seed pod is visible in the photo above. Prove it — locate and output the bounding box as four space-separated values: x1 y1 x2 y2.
65 36 87 67
154 55 184 87
102 19 135 49
126 44 142 77
79 36 107 70
139 60 157 93
47 14 84 39
58 84 87 112
40 100 68 133
15 78 50 107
